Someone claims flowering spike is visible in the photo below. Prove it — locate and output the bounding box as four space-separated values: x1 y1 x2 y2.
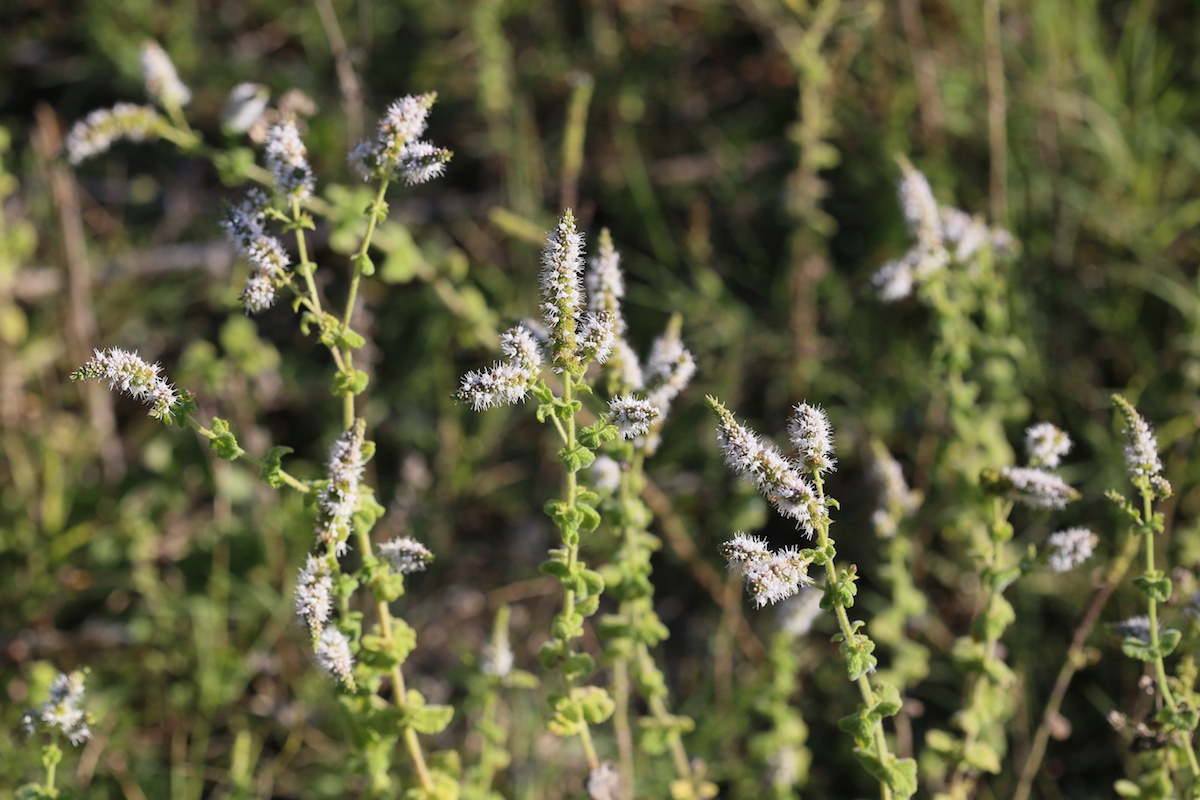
221 191 292 314
1112 394 1164 481
315 420 367 554
141 41 191 109
482 606 515 679
722 535 813 608
64 103 164 165
708 396 819 536
294 554 334 640
578 310 617 366
265 119 315 204
315 628 356 688
540 210 586 370
457 324 543 411
379 536 434 574
21 670 94 745
585 228 626 336
348 93 451 184
644 315 696 414
1046 527 1098 573
1025 422 1072 469
992 466 1080 510
72 347 180 421
787 403 836 474
608 394 660 439
869 441 921 539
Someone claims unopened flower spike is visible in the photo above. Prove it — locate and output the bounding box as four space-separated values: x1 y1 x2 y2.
265 119 315 204
348 92 452 184
20 670 94 746
64 103 164 165
315 420 368 555
707 396 820 536
72 347 182 422
141 41 191 110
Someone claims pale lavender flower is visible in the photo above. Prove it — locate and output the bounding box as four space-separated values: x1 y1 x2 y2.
724 540 813 608
608 339 645 392
294 554 333 638
265 119 314 203
644 324 696 410
721 532 772 568
21 671 93 745
1113 395 1163 479
766 746 802 790
348 93 451 183
608 394 660 439
577 310 617 365
589 455 622 493
710 398 820 535
221 82 270 134
586 761 621 800
315 420 366 554
481 620 514 679
777 586 823 636
869 443 921 539
379 536 433 575
64 103 163 165
221 191 291 314
457 361 536 411
897 160 943 254
872 258 915 302
540 211 586 364
141 41 191 109
1046 527 1098 573
585 229 626 336
787 403 836 474
315 628 355 687
499 324 542 373
1025 422 1072 469
998 466 1079 510
940 206 1014 262
72 347 179 421
241 273 277 314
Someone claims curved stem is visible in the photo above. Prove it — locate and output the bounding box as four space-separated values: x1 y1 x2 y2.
183 415 310 493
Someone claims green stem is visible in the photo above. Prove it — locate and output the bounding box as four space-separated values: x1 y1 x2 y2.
183 415 310 493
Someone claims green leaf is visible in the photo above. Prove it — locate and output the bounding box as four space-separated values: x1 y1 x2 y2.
838 705 879 747
209 418 244 461
1160 628 1182 657
1121 636 1158 662
558 444 596 473
332 368 370 397
1134 572 1172 603
260 446 294 488
575 686 615 724
407 704 454 735
963 740 1001 773
354 252 375 277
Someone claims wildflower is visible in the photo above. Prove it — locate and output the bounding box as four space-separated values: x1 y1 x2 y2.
995 466 1080 510
315 628 355 687
64 103 163 165
1111 615 1156 644
348 93 451 184
869 443 921 538
141 41 191 109
585 229 626 336
608 395 660 439
294 554 334 639
456 324 543 411
608 339 645 392
721 532 772 568
589 455 622 493
644 322 696 412
315 420 367 554
577 310 617 365
897 159 943 256
1025 422 1072 469
72 347 179 421
1046 527 1098 573
21 671 93 745
265 119 314 203
221 82 270 135
379 536 433 575
709 397 820 535
540 211 586 366
777 586 823 637
221 191 291 314
1113 394 1164 480
482 621 514 679
787 403 836 474
872 258 914 302
740 546 813 608
586 761 621 800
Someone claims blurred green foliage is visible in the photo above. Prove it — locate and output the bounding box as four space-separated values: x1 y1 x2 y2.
4 0 1200 797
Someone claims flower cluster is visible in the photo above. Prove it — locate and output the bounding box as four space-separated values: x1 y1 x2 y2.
869 443 921 539
871 159 1015 302
314 420 367 554
265 119 315 204
1113 395 1164 480
140 41 191 109
71 347 180 421
379 536 434 574
20 671 94 746
721 533 813 608
1025 422 1072 469
787 403 835 474
540 210 588 365
64 103 163 166
777 586 824 636
315 628 355 688
994 466 1079 510
348 93 452 185
608 394 660 439
295 553 334 640
1046 527 1098 573
221 190 292 313
456 324 543 411
708 397 821 536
